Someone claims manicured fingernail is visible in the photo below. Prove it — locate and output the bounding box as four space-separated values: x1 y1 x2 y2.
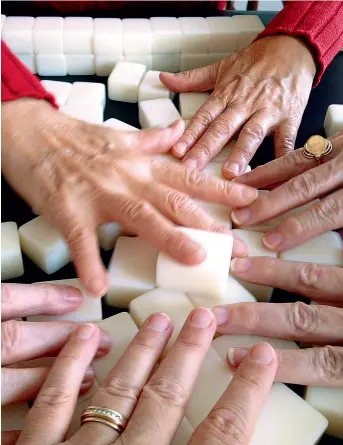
174 142 187 156
184 158 198 169
225 162 240 176
250 343 274 365
99 329 112 350
263 232 283 250
77 323 96 340
227 348 248 367
231 208 252 225
61 286 83 303
230 258 252 274
211 307 228 326
148 313 170 332
190 308 213 328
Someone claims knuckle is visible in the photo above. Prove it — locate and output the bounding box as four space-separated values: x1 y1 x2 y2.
197 143 216 158
185 168 207 189
211 120 233 140
66 223 88 247
102 375 141 403
282 215 305 238
143 377 189 407
287 170 316 201
165 190 197 217
1 320 21 360
183 126 200 144
231 304 259 334
121 200 152 224
313 198 342 227
207 406 249 444
313 346 343 383
297 262 325 291
195 109 215 129
1 284 13 306
241 122 265 142
287 301 319 335
35 385 72 408
279 134 296 153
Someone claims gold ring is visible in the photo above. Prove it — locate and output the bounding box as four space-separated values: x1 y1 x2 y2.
302 135 333 165
81 406 127 434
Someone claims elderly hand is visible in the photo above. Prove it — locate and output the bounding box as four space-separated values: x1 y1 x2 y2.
12 308 277 445
1 283 111 407
161 35 316 176
2 98 257 295
232 132 343 252
213 257 343 387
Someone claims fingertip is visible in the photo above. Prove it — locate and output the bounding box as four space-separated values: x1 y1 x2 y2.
232 236 249 257
177 237 207 265
83 270 108 296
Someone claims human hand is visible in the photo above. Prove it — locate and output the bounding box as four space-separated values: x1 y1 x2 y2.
1 283 111 406
161 35 316 176
13 307 276 445
1 99 257 295
213 256 343 387
232 132 343 252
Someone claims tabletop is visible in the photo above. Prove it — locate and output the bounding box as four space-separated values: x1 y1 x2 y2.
2 9 343 445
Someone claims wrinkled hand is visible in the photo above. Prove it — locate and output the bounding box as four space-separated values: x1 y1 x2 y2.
1 283 111 407
212 256 343 387
232 132 343 252
2 98 257 295
161 35 316 176
13 307 276 445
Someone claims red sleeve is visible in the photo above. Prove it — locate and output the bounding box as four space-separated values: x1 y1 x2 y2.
255 1 343 86
1 41 57 107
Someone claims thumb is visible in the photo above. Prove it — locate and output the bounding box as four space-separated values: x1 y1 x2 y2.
127 120 185 155
160 64 218 93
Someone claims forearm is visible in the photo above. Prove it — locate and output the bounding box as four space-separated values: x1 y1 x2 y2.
255 1 343 86
1 41 57 107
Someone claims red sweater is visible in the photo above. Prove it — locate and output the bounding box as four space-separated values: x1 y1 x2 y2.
2 1 343 106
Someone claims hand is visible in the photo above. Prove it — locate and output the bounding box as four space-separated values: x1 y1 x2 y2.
212 256 343 387
161 35 316 176
1 99 257 295
1 283 111 406
232 132 343 252
12 307 277 445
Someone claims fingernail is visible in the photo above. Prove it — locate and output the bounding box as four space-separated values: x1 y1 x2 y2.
230 258 252 274
148 313 170 332
61 286 83 303
174 142 187 156
211 307 228 326
83 367 94 383
233 237 249 257
225 162 240 176
184 158 198 169
240 186 258 201
263 232 283 250
227 348 248 367
77 323 96 340
80 381 94 394
250 343 274 365
231 208 251 225
190 308 213 328
99 329 112 350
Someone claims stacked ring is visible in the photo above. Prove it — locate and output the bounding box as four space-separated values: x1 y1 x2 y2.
302 135 333 164
81 406 128 434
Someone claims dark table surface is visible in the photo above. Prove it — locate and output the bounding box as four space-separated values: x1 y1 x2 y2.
2 8 343 445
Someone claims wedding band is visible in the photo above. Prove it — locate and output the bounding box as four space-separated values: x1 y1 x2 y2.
302 135 332 164
81 406 127 434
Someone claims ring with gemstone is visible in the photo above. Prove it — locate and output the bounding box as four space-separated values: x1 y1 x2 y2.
302 135 333 164
81 406 127 433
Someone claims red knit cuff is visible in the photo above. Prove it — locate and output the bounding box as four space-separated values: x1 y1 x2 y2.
1 41 58 108
255 1 343 87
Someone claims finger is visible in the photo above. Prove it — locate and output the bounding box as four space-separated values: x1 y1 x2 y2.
160 65 218 94
121 308 216 445
17 324 100 445
1 366 94 405
230 257 343 305
172 96 227 159
262 188 343 252
274 119 299 158
234 139 340 188
143 183 247 257
1 320 111 366
191 343 276 445
2 431 21 445
228 345 343 387
72 313 173 445
230 157 343 231
59 220 108 296
154 162 258 208
126 120 185 154
182 107 247 170
1 283 83 322
213 300 343 344
223 111 274 178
